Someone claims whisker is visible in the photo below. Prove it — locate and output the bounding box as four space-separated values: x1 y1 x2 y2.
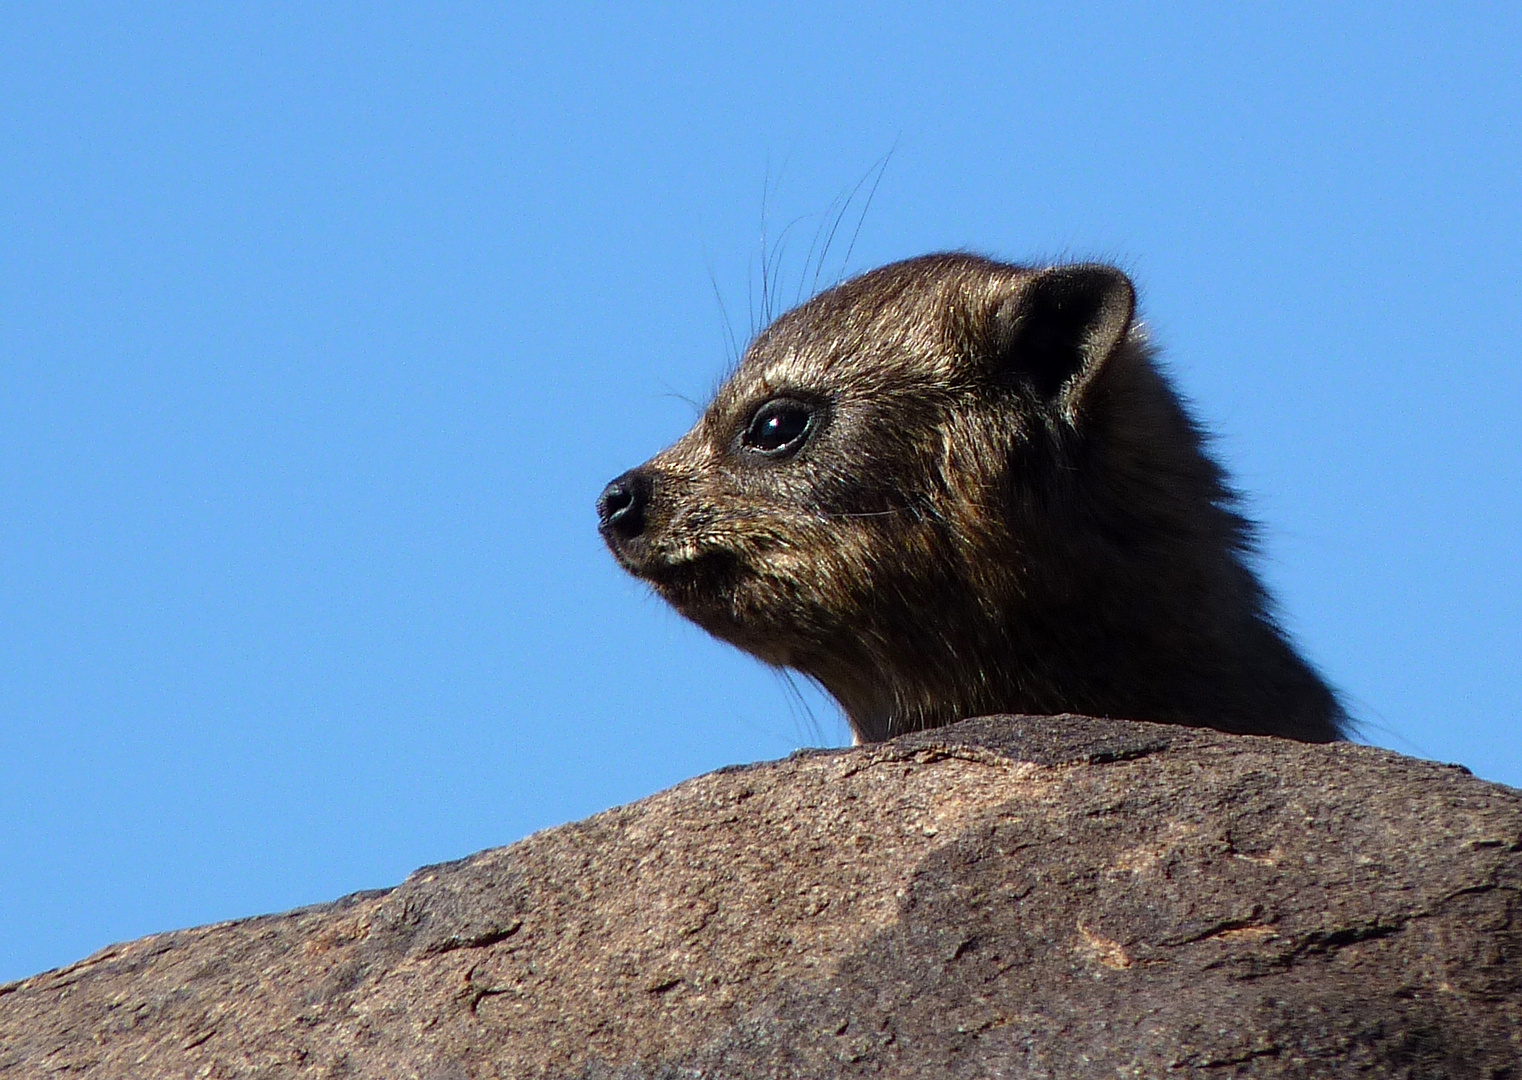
837 146 894 285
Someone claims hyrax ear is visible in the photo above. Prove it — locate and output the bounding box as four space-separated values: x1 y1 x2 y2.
989 264 1136 404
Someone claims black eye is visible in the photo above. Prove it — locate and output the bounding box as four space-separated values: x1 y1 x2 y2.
743 398 815 457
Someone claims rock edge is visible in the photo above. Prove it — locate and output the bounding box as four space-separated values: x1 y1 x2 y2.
3 714 1519 1078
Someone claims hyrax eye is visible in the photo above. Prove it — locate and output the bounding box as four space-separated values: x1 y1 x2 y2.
742 398 815 457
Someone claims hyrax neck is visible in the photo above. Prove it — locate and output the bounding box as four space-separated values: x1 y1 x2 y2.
809 542 1344 745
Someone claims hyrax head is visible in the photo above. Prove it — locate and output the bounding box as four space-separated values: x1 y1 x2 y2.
598 253 1172 743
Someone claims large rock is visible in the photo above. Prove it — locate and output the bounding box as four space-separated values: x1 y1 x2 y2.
3 715 1520 1078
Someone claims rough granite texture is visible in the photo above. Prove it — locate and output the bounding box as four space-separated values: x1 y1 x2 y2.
2 714 1520 1078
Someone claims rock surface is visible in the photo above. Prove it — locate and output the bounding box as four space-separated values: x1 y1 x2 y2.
3 714 1521 1078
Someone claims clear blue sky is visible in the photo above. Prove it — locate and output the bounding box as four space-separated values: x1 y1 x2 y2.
2 5 1518 983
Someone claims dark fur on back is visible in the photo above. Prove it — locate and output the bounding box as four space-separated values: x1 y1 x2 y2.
599 254 1345 743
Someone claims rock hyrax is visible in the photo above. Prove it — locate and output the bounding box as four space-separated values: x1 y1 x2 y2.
598 254 1345 743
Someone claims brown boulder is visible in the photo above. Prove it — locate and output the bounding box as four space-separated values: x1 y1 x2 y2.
3 715 1520 1077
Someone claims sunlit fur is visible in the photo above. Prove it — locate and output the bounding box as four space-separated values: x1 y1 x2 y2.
604 254 1345 744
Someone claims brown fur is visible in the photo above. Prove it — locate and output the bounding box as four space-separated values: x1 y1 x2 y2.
598 254 1345 743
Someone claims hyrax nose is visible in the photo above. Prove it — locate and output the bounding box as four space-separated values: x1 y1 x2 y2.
597 469 649 541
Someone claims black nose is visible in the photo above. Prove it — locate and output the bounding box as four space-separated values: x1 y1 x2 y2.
597 470 648 540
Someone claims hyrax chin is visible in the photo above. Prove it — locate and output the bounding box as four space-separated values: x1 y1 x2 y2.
598 253 1345 745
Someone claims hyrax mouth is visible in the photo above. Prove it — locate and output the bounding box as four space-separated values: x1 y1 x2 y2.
635 548 745 605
